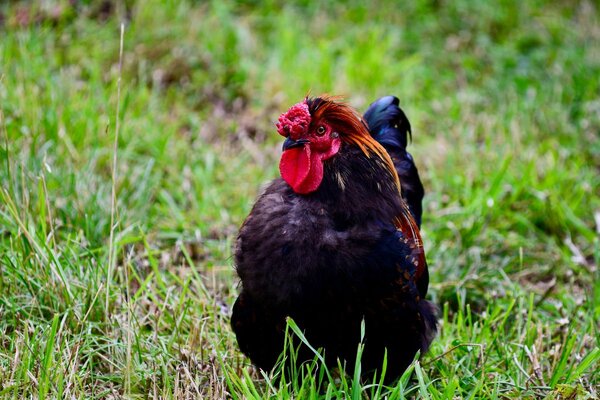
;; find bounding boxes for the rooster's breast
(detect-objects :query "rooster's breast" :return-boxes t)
[235,179,366,307]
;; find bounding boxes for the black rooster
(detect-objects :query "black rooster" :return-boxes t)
[231,96,436,382]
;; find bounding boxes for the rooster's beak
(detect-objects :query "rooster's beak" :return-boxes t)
[282,137,310,151]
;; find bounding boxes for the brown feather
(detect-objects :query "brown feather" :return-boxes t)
[309,96,426,280]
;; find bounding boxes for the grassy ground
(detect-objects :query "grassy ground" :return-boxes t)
[1,0,599,398]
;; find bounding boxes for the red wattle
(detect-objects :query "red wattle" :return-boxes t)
[279,146,324,194]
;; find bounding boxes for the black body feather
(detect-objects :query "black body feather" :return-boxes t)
[364,96,425,227]
[231,128,436,381]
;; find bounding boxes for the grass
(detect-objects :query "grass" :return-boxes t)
[0,0,599,398]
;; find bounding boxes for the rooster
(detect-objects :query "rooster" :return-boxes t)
[231,96,436,382]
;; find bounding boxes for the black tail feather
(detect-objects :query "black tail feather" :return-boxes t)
[364,96,424,227]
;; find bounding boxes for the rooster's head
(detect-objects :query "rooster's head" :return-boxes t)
[276,96,397,194]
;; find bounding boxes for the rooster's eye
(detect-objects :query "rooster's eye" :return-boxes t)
[316,126,326,136]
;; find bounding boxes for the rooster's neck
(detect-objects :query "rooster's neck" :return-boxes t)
[311,145,403,224]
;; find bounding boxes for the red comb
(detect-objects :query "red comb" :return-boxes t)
[276,101,311,139]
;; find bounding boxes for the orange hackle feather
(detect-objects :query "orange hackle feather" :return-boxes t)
[310,97,399,188]
[311,96,426,279]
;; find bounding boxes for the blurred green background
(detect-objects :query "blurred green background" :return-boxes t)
[0,1,598,398]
